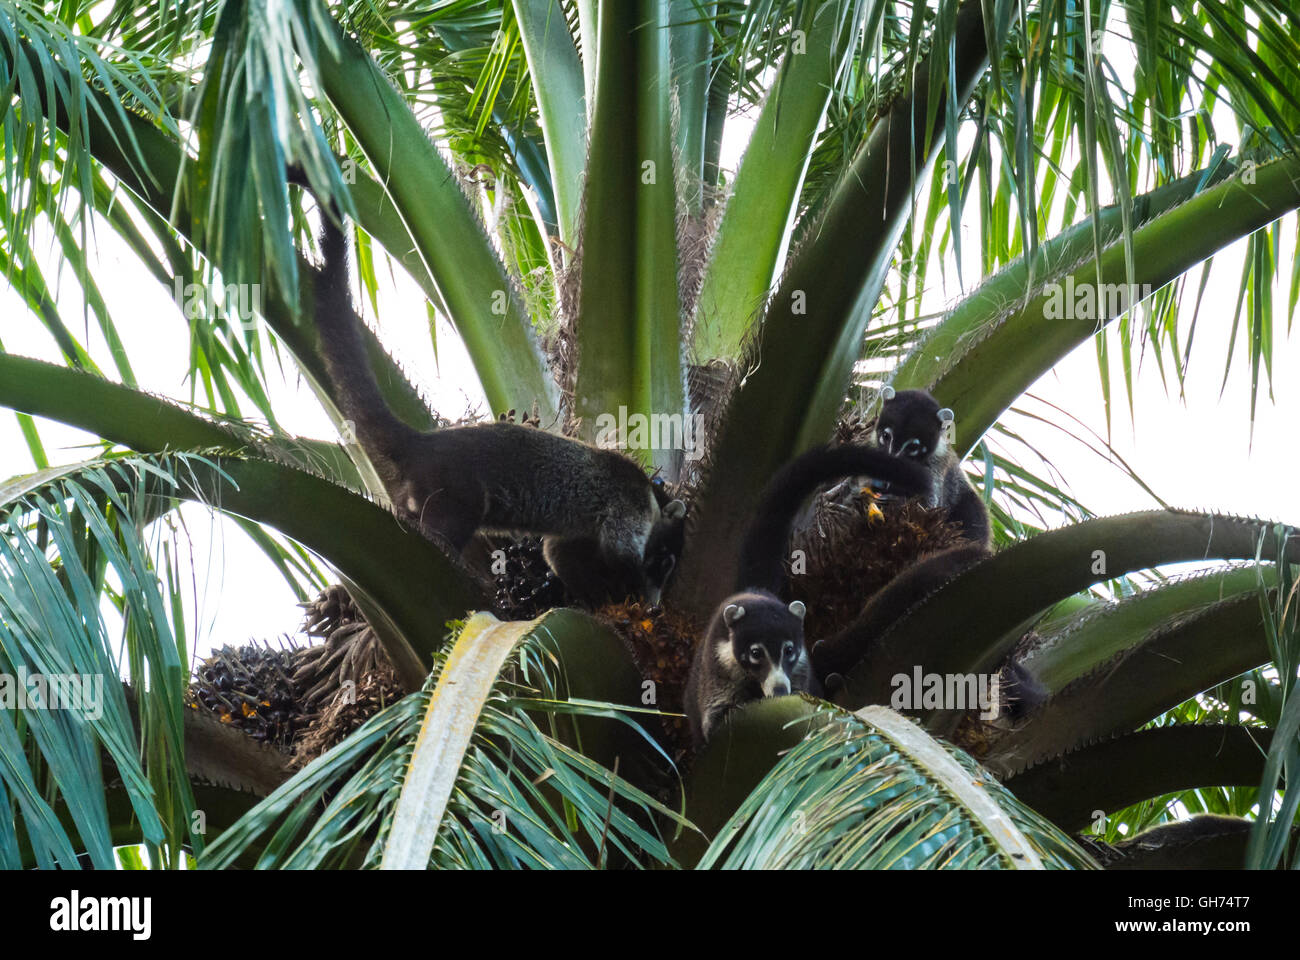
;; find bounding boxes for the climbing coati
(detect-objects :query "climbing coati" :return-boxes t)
[686,445,932,745]
[313,215,686,606]
[811,387,998,685]
[871,386,991,548]
[736,443,934,596]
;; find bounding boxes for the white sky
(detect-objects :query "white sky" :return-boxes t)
[2,62,1297,665]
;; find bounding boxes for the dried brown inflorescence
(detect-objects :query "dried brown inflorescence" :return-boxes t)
[287,585,404,766]
[290,669,405,768]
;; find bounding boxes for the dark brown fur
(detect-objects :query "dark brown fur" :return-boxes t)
[314,217,683,605]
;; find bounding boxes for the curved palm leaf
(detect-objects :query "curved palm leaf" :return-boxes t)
[202,609,695,869]
[692,0,865,361]
[511,0,586,245]
[1004,725,1272,832]
[897,156,1300,453]
[571,0,683,468]
[825,511,1299,720]
[698,704,1096,869]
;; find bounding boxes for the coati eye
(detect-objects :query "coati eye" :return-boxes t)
[880,427,893,444]
[748,644,764,662]
[783,643,796,661]
[901,438,921,456]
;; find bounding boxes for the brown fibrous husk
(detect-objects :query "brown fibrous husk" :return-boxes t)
[290,669,405,768]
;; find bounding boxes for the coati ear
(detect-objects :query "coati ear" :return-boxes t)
[663,499,686,520]
[937,407,954,423]
[880,385,896,401]
[723,603,745,625]
[788,600,806,620]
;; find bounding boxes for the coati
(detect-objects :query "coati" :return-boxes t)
[872,386,991,549]
[809,387,1000,687]
[313,215,686,605]
[686,445,932,745]
[684,592,813,746]
[810,541,992,680]
[736,443,934,596]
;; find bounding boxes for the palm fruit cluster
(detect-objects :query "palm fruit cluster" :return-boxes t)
[595,599,700,763]
[187,641,307,751]
[492,536,572,620]
[787,489,968,644]
[186,585,406,766]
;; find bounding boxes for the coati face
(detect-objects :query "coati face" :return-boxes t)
[721,598,808,697]
[642,496,687,603]
[875,386,953,461]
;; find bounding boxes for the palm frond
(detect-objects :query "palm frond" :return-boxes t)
[0,0,179,245]
[0,455,216,869]
[700,703,1095,869]
[202,611,695,869]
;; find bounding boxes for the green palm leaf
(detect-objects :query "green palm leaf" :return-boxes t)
[699,703,1096,869]
[896,157,1300,454]
[202,609,695,869]
[825,511,1299,721]
[0,457,207,868]
[1005,725,1272,832]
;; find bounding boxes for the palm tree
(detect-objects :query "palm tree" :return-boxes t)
[1,0,1298,869]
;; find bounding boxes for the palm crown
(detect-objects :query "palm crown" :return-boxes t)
[1,0,1298,869]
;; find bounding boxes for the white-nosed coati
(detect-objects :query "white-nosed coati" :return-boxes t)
[314,215,686,606]
[871,386,990,548]
[684,593,812,745]
[812,387,994,685]
[685,445,932,745]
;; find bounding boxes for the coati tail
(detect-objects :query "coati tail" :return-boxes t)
[735,444,932,594]
[947,475,992,548]
[315,217,419,470]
